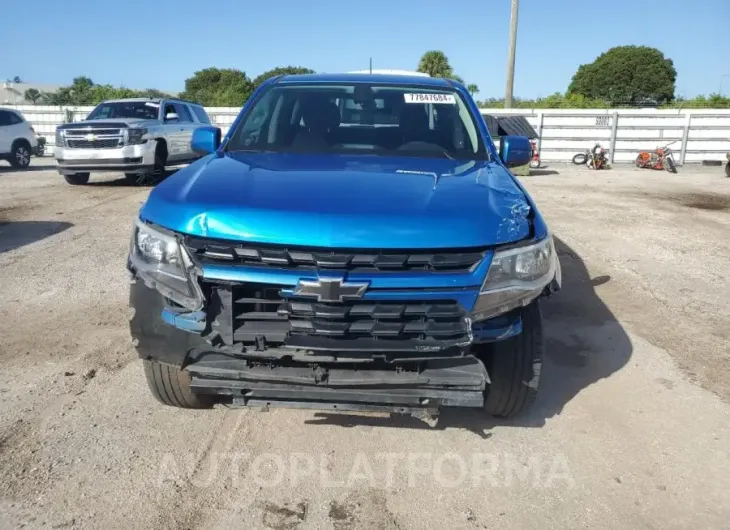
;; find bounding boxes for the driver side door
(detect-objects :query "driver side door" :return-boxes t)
[162,102,184,162]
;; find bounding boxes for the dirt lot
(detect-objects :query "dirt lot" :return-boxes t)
[1,161,729,529]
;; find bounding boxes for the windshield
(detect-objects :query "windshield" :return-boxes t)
[86,101,160,121]
[226,83,488,160]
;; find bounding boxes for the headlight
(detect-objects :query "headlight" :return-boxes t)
[126,127,148,145]
[128,219,204,310]
[471,236,558,320]
[55,128,64,146]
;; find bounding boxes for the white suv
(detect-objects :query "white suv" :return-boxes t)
[54,98,213,185]
[0,107,39,169]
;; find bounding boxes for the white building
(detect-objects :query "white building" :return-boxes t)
[1,81,61,105]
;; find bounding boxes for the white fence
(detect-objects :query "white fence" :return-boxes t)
[9,105,730,164]
[484,108,730,164]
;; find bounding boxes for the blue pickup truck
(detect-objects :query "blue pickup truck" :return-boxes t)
[127,73,561,423]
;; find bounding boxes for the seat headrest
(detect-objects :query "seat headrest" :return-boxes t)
[399,105,429,132]
[301,97,340,131]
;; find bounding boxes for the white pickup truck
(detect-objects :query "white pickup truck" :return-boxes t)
[54,98,213,185]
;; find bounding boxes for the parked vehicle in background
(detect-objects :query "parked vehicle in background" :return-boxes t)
[529,139,540,168]
[127,73,562,425]
[587,144,608,170]
[35,137,46,157]
[54,98,213,185]
[0,107,39,169]
[572,143,604,165]
[635,141,678,173]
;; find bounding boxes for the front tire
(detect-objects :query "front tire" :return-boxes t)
[126,142,168,185]
[572,153,587,165]
[663,157,677,173]
[143,360,214,409]
[529,159,540,169]
[482,302,543,418]
[10,141,31,169]
[63,172,90,185]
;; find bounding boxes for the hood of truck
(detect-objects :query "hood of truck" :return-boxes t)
[56,118,152,130]
[141,152,533,249]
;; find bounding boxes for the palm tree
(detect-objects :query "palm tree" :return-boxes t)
[467,84,480,96]
[417,51,454,78]
[24,88,41,104]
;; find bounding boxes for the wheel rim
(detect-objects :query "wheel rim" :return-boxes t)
[16,147,30,166]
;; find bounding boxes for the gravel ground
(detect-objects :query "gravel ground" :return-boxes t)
[0,160,729,529]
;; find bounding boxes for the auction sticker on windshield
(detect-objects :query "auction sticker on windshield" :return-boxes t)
[404,93,456,104]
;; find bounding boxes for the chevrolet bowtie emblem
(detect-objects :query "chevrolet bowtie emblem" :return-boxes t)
[292,278,368,303]
[85,133,96,141]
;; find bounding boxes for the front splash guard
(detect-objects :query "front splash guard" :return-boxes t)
[187,354,489,424]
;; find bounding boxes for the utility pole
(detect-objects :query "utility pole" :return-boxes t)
[504,0,519,108]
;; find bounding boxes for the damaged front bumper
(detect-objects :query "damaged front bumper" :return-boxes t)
[128,276,528,415]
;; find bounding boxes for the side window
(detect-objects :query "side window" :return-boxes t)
[8,112,23,125]
[90,105,111,120]
[163,103,177,121]
[191,105,211,124]
[0,111,10,126]
[231,90,279,147]
[174,103,193,123]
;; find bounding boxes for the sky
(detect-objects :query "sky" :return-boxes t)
[2,0,729,99]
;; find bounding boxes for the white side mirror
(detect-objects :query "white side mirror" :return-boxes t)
[165,112,179,122]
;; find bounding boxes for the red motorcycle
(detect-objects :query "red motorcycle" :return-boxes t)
[635,141,678,173]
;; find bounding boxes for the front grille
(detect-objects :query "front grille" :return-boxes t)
[63,128,124,149]
[186,237,485,273]
[67,138,122,149]
[65,128,122,136]
[213,283,470,350]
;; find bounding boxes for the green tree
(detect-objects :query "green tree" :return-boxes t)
[89,84,139,103]
[417,51,454,78]
[252,66,314,88]
[180,68,254,107]
[7,76,22,83]
[24,88,41,104]
[568,46,677,104]
[137,88,171,99]
[42,87,72,105]
[62,76,95,105]
[466,84,479,96]
[37,77,170,106]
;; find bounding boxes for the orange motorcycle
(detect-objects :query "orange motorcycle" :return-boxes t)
[635,141,678,173]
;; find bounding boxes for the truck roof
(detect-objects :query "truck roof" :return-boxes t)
[98,97,199,105]
[277,72,454,87]
[347,69,430,77]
